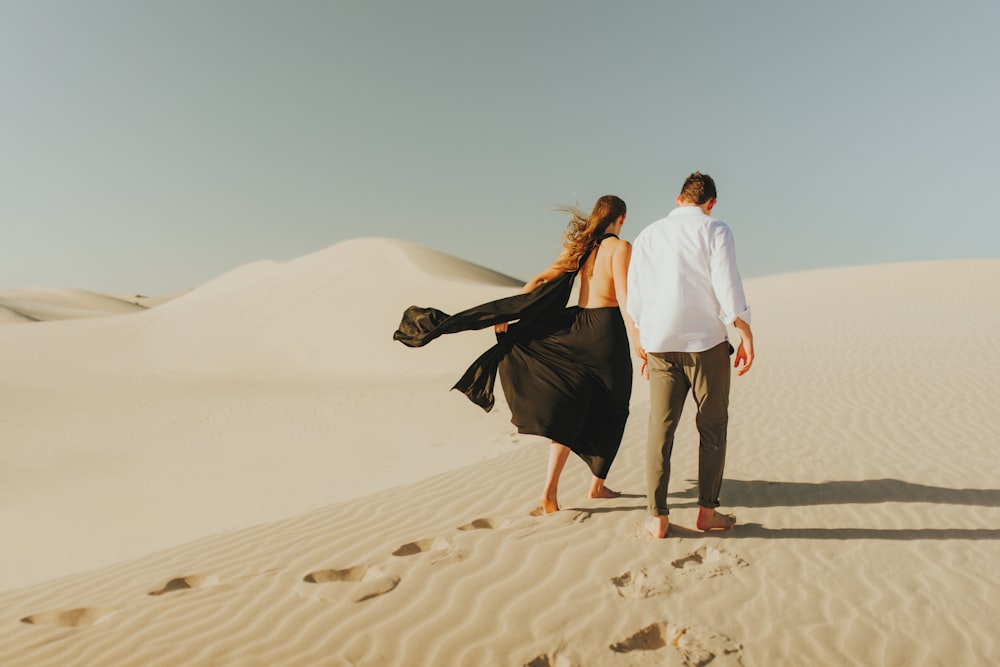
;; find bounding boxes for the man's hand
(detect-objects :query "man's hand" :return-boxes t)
[634,345,648,380]
[732,317,754,376]
[734,340,753,375]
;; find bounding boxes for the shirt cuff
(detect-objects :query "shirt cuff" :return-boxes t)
[720,306,751,326]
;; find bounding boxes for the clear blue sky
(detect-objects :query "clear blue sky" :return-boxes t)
[3,1,998,294]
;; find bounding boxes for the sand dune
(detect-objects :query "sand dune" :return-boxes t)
[0,246,998,666]
[132,237,524,379]
[0,239,525,591]
[0,288,148,324]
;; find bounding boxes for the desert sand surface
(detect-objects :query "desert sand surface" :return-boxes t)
[0,241,997,666]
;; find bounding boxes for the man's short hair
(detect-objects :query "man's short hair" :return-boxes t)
[678,172,717,205]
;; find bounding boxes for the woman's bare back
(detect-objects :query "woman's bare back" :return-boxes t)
[577,236,629,308]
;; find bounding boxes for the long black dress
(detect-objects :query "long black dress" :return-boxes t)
[393,234,632,479]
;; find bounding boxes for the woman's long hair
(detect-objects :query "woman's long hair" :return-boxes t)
[552,195,626,271]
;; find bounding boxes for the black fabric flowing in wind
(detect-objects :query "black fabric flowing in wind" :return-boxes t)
[392,269,577,412]
[393,235,632,480]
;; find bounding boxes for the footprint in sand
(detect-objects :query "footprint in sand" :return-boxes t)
[300,564,399,603]
[526,508,591,525]
[609,565,674,599]
[148,574,220,596]
[610,622,668,653]
[610,621,744,665]
[394,535,467,567]
[504,509,590,542]
[303,565,368,583]
[611,547,748,599]
[391,536,453,557]
[670,546,748,580]
[524,654,577,667]
[457,517,497,531]
[21,607,118,628]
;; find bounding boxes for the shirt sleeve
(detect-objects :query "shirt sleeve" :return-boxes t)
[709,222,751,326]
[625,239,643,328]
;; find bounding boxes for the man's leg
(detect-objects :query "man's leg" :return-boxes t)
[687,341,735,529]
[645,352,689,535]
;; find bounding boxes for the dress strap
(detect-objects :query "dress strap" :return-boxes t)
[574,233,619,275]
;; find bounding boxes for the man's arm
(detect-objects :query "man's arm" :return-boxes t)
[710,223,751,326]
[612,240,647,377]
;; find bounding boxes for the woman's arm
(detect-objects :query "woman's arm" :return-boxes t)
[494,252,569,333]
[520,247,571,293]
[518,265,565,294]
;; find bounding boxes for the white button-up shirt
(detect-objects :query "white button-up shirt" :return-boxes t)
[626,205,751,353]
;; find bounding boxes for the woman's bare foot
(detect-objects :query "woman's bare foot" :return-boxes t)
[645,515,669,538]
[588,479,621,499]
[697,507,736,531]
[540,442,569,515]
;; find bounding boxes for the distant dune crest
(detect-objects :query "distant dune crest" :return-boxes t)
[0,238,527,382]
[0,238,520,326]
[178,238,521,302]
[384,239,522,287]
[0,287,147,324]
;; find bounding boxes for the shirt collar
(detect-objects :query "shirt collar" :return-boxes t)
[668,204,705,217]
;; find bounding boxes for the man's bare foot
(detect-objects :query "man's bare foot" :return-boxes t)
[697,508,736,531]
[541,496,559,514]
[645,515,669,538]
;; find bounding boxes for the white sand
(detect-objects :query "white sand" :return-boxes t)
[0,241,997,666]
[0,288,149,324]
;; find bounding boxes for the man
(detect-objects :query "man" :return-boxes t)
[626,172,754,538]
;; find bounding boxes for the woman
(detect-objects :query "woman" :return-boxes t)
[496,195,637,513]
[394,195,639,513]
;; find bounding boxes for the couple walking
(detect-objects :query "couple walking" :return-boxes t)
[394,172,754,537]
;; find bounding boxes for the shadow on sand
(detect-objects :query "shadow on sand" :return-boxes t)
[659,478,1000,541]
[559,480,1000,540]
[671,478,1000,508]
[717,524,1000,541]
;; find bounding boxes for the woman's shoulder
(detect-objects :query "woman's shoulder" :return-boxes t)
[602,236,631,251]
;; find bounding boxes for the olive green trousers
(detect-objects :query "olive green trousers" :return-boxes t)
[645,341,731,516]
